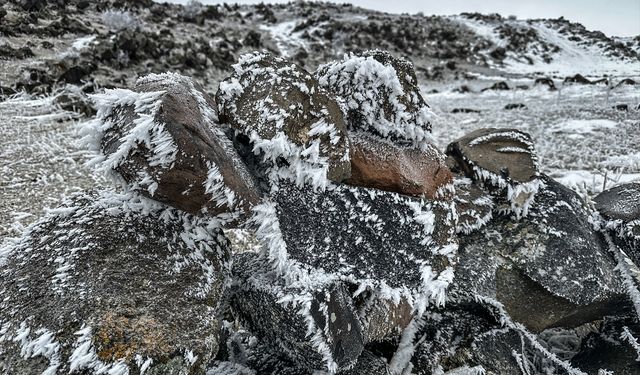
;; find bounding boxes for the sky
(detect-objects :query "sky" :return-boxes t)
[160,0,640,37]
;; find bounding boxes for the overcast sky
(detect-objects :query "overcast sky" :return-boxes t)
[161,0,640,37]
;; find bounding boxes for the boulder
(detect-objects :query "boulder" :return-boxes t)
[594,182,640,260]
[452,176,627,332]
[345,132,453,199]
[451,108,481,114]
[216,52,351,184]
[533,77,556,90]
[615,78,637,87]
[571,317,640,374]
[268,181,457,296]
[0,190,231,374]
[564,74,592,84]
[88,72,260,220]
[315,50,434,144]
[230,252,365,373]
[480,81,510,91]
[504,103,526,110]
[446,128,542,218]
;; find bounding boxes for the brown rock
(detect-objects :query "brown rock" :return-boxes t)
[359,296,414,343]
[216,52,351,182]
[97,72,260,219]
[346,132,452,199]
[446,128,539,185]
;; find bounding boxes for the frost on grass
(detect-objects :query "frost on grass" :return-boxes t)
[216,52,351,189]
[315,50,435,145]
[0,189,231,374]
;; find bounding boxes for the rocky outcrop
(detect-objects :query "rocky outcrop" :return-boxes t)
[88,72,260,220]
[453,177,627,332]
[216,52,351,183]
[0,190,231,374]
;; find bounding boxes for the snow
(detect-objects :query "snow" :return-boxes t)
[549,119,618,136]
[260,20,308,57]
[72,36,97,51]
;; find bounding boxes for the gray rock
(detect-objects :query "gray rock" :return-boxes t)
[571,317,640,374]
[452,176,626,332]
[341,350,391,374]
[230,252,364,373]
[0,190,231,374]
[216,52,351,183]
[315,50,433,144]
[594,183,640,260]
[452,177,494,234]
[90,72,260,219]
[271,181,457,293]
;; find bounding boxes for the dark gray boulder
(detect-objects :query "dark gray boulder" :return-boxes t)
[571,317,640,374]
[87,72,260,220]
[230,252,364,373]
[594,183,640,261]
[315,50,434,145]
[0,190,231,374]
[216,52,351,184]
[452,176,626,332]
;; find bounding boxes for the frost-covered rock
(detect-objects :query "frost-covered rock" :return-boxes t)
[342,350,391,375]
[250,181,457,372]
[216,52,351,186]
[452,177,494,234]
[446,128,543,218]
[594,182,640,260]
[452,176,626,332]
[570,317,640,374]
[315,50,434,144]
[85,72,260,219]
[230,252,364,373]
[345,132,453,199]
[0,190,231,375]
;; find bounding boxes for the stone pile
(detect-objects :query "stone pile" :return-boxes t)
[0,50,638,375]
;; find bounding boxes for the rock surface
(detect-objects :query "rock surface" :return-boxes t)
[452,176,626,332]
[315,50,434,144]
[89,72,260,219]
[0,190,231,374]
[594,183,640,256]
[345,132,452,199]
[216,52,351,183]
[230,252,364,373]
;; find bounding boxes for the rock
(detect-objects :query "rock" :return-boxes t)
[216,52,351,184]
[446,128,542,217]
[0,44,34,60]
[56,62,96,85]
[358,297,414,344]
[53,86,95,116]
[564,73,592,84]
[504,103,526,110]
[534,77,556,90]
[613,103,629,111]
[230,252,365,373]
[451,108,481,113]
[342,350,391,375]
[452,177,494,234]
[481,81,510,91]
[452,176,627,332]
[315,50,433,144]
[0,190,231,374]
[267,181,457,296]
[345,132,453,199]
[453,85,472,93]
[594,183,640,258]
[89,72,260,219]
[616,78,637,87]
[571,317,640,374]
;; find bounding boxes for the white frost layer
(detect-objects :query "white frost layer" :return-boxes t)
[316,51,434,144]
